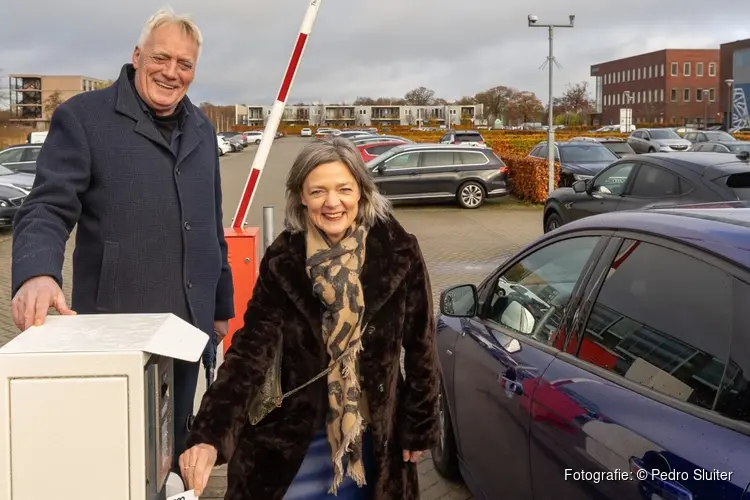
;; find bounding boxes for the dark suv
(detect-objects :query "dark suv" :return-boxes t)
[528,140,619,187]
[367,143,508,208]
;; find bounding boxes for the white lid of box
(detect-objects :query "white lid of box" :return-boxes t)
[0,313,208,362]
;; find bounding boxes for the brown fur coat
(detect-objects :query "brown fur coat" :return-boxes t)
[187,215,440,499]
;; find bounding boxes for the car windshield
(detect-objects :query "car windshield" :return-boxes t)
[559,145,618,162]
[648,129,681,140]
[728,143,750,153]
[603,142,634,155]
[705,131,736,142]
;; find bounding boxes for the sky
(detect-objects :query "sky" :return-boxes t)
[1,0,749,107]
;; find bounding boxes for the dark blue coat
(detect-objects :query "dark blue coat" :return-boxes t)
[11,64,234,349]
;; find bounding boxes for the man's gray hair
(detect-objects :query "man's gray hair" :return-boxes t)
[285,136,392,233]
[138,7,203,60]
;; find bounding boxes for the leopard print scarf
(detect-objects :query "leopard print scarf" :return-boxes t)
[305,222,368,494]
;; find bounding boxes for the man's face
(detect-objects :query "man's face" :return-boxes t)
[131,23,198,116]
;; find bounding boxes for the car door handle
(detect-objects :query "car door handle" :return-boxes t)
[498,374,523,395]
[629,458,693,500]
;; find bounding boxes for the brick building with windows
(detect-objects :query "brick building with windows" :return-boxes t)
[590,49,721,127]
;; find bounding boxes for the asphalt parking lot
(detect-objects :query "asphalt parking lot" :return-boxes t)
[0,136,543,499]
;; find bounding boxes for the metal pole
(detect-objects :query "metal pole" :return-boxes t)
[262,205,275,251]
[727,82,734,130]
[547,25,555,195]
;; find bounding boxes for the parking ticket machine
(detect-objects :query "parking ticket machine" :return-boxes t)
[0,313,209,500]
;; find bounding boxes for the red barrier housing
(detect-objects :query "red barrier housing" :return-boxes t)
[222,227,259,355]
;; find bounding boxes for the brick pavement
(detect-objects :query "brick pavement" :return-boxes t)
[0,138,543,498]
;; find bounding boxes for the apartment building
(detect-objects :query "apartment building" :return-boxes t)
[8,74,110,128]
[720,37,750,130]
[590,49,721,126]
[233,103,485,127]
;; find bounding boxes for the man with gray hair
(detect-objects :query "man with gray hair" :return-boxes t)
[10,7,234,471]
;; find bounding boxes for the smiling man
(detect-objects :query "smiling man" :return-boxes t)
[10,8,234,474]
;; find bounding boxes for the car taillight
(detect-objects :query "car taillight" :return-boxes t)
[499,166,509,174]
[452,140,460,144]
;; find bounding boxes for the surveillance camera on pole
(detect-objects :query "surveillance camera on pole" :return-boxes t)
[527,14,576,195]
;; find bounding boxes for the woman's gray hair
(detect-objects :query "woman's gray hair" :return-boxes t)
[285,136,392,232]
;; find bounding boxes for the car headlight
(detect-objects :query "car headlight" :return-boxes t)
[0,201,7,207]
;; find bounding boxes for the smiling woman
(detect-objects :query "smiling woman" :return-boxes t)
[131,8,203,117]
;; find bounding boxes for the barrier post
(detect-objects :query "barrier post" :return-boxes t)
[222,0,322,355]
[263,206,275,251]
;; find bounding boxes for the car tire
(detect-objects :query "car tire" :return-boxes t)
[544,211,563,233]
[457,181,485,209]
[255,139,261,145]
[432,385,461,480]
[648,147,656,153]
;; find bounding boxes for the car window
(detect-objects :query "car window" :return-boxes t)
[484,236,601,345]
[628,165,682,198]
[691,143,705,151]
[421,151,455,167]
[603,142,634,156]
[728,144,750,153]
[457,151,487,165]
[714,279,750,423]
[366,145,396,156]
[23,147,41,161]
[455,132,483,142]
[0,148,24,164]
[385,152,419,169]
[648,129,681,140]
[534,145,549,158]
[592,162,636,195]
[575,239,732,412]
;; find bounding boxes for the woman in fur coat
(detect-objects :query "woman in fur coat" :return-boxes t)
[180,136,441,500]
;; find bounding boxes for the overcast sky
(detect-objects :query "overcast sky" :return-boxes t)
[2,0,749,107]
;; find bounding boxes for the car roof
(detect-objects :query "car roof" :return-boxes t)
[702,140,750,146]
[387,143,493,152]
[631,152,750,179]
[356,141,405,148]
[551,205,750,268]
[2,143,37,149]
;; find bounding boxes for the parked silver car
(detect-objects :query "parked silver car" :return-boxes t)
[627,128,692,153]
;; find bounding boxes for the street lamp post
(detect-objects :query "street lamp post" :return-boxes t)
[703,89,710,129]
[528,14,575,195]
[725,79,734,131]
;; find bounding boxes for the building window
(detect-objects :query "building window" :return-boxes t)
[697,89,703,101]
[660,88,664,102]
[642,90,646,102]
[671,89,677,101]
[671,62,678,76]
[696,62,704,76]
[637,68,641,79]
[661,64,665,77]
[684,62,691,76]
[709,88,715,101]
[709,62,716,76]
[684,88,691,101]
[648,66,653,78]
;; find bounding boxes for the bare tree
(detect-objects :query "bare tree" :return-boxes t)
[354,96,375,105]
[404,86,435,105]
[0,68,8,109]
[44,91,64,119]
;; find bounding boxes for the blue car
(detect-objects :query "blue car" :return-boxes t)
[433,201,750,500]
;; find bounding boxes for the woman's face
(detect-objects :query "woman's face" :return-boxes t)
[301,160,361,244]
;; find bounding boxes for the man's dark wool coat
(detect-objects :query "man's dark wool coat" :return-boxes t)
[11,63,234,341]
[187,215,441,500]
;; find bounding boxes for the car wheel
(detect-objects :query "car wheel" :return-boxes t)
[648,147,656,153]
[431,385,461,480]
[255,139,261,145]
[457,181,485,209]
[545,211,562,233]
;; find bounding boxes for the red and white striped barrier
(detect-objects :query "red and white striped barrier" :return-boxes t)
[232,0,322,228]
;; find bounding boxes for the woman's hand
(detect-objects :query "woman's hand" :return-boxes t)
[403,450,426,463]
[179,443,218,495]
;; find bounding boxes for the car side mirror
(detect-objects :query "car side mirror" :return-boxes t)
[377,164,386,174]
[440,284,478,317]
[572,180,587,193]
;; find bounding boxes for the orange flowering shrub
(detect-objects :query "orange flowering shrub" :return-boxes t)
[503,155,560,203]
[0,129,27,149]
